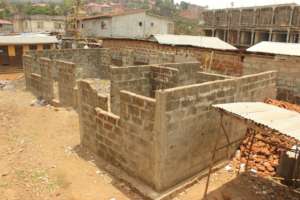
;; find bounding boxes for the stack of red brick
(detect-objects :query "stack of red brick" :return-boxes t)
[231,99,300,177]
[265,98,300,113]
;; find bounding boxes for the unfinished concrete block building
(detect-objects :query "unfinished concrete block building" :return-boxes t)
[23,47,277,198]
[202,3,300,47]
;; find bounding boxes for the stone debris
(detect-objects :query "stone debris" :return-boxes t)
[0,80,13,90]
[30,97,48,107]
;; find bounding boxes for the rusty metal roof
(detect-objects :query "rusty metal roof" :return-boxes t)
[213,102,300,140]
[247,41,300,57]
[152,34,238,50]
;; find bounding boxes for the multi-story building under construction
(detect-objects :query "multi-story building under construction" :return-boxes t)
[201,3,300,48]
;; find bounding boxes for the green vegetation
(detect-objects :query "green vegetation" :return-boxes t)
[0,0,73,17]
[150,0,201,35]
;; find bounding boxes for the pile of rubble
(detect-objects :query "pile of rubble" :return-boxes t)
[265,98,300,113]
[230,99,300,177]
[0,80,10,90]
[231,129,297,177]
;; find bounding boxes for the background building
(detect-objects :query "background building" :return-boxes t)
[0,19,13,34]
[80,10,174,39]
[201,3,300,48]
[0,33,57,69]
[84,2,124,15]
[13,15,65,33]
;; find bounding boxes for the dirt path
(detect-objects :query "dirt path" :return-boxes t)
[0,85,142,200]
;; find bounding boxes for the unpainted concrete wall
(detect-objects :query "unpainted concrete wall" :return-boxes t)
[244,54,300,104]
[78,65,277,192]
[102,39,243,76]
[155,70,277,190]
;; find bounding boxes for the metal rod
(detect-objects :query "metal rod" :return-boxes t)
[203,135,219,199]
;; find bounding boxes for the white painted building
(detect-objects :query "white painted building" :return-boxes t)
[13,15,66,33]
[80,10,174,39]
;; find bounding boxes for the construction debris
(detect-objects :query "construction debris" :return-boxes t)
[265,98,300,113]
[30,97,48,107]
[230,99,300,177]
[0,80,9,90]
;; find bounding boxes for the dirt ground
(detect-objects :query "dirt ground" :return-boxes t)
[1,75,300,200]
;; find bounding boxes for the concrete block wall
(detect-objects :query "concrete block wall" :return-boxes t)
[154,70,277,190]
[27,48,111,79]
[110,62,204,115]
[78,81,158,189]
[109,47,176,66]
[30,73,42,96]
[150,65,179,93]
[243,54,300,104]
[78,80,109,111]
[110,65,152,114]
[78,80,110,153]
[23,55,33,89]
[39,57,54,102]
[78,66,277,192]
[196,71,233,83]
[161,62,201,86]
[56,60,77,107]
[102,39,243,77]
[24,48,112,107]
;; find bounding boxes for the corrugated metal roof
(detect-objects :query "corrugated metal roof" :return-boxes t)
[0,34,58,45]
[247,41,300,56]
[213,102,300,140]
[152,34,237,50]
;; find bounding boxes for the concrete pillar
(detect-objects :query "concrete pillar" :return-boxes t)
[23,45,30,55]
[287,29,291,43]
[269,29,273,41]
[271,7,275,25]
[37,44,43,51]
[251,30,255,45]
[239,9,242,26]
[237,30,241,46]
[8,45,16,57]
[289,6,295,27]
[253,9,257,26]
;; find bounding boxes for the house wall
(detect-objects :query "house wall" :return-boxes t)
[13,16,65,33]
[0,24,13,33]
[144,14,174,37]
[243,54,300,104]
[111,12,146,38]
[156,70,277,190]
[27,48,111,79]
[24,19,65,33]
[81,18,112,38]
[102,39,243,76]
[24,48,111,107]
[78,82,158,188]
[201,4,299,47]
[78,66,277,192]
[81,12,173,39]
[102,38,300,105]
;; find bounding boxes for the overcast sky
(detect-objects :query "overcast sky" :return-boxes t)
[174,0,300,9]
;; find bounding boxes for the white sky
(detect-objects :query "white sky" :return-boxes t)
[174,0,300,9]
